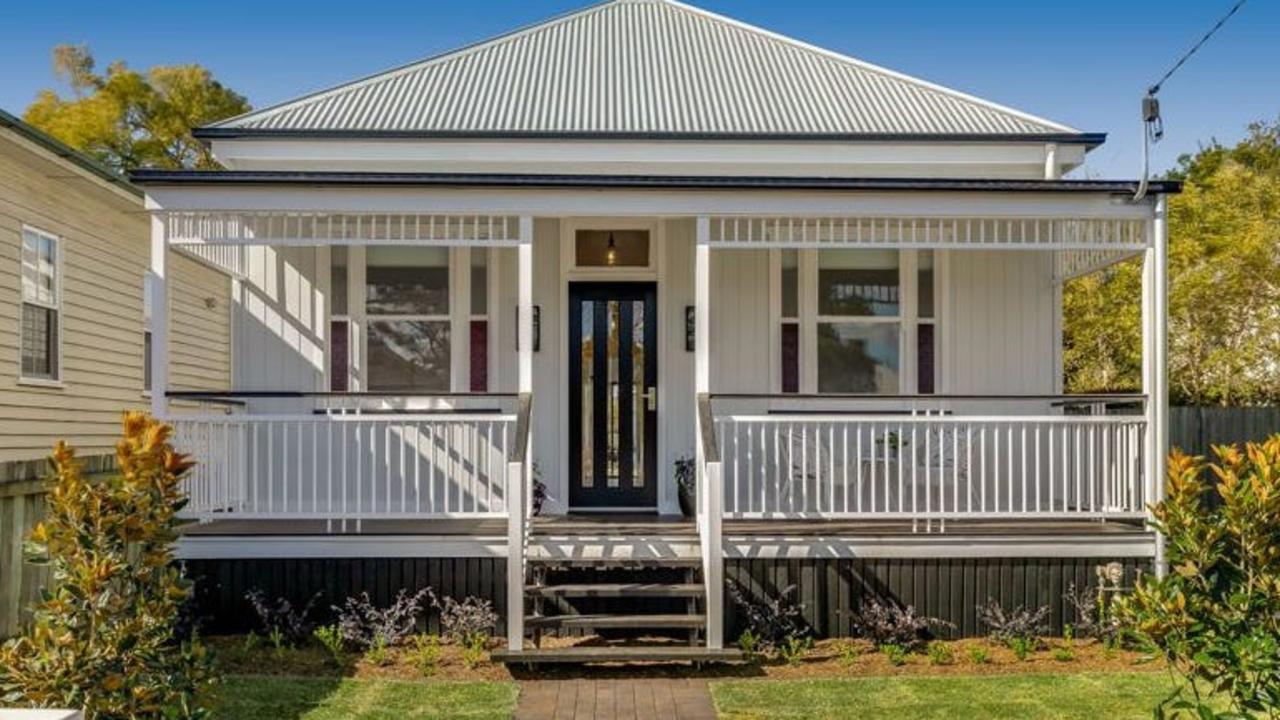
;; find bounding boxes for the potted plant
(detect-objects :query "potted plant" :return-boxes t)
[674,455,696,518]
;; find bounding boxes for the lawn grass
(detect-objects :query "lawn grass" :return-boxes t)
[712,672,1180,720]
[216,674,519,720]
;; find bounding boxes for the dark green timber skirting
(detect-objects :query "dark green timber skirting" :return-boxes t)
[724,557,1151,639]
[182,558,508,635]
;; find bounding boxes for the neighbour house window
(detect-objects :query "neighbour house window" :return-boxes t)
[143,277,152,392]
[469,249,489,392]
[778,248,939,395]
[20,227,60,382]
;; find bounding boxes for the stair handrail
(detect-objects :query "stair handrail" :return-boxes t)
[506,392,533,652]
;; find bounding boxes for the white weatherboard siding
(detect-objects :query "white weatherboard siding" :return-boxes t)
[0,132,231,462]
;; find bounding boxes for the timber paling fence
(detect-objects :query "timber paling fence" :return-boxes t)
[2,408,1280,639]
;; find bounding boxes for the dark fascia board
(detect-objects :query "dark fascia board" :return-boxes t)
[129,170,1181,195]
[0,108,142,197]
[192,127,1108,148]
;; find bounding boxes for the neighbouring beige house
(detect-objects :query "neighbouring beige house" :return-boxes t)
[0,109,233,467]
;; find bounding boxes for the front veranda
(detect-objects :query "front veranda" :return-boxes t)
[141,181,1170,651]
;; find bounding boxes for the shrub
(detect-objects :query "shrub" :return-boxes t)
[435,594,498,649]
[1115,443,1280,719]
[1052,646,1075,663]
[837,640,862,667]
[926,641,955,666]
[1007,636,1033,661]
[778,636,813,666]
[313,625,346,666]
[736,630,761,662]
[0,413,217,718]
[976,599,1048,647]
[363,636,391,667]
[848,598,949,652]
[967,645,991,665]
[726,581,809,653]
[1064,578,1124,644]
[245,588,320,646]
[880,643,908,666]
[335,589,430,649]
[410,634,442,677]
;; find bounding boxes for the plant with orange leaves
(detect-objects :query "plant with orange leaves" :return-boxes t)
[0,412,217,719]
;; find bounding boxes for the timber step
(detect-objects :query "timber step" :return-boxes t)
[525,583,704,598]
[494,646,744,664]
[525,613,706,630]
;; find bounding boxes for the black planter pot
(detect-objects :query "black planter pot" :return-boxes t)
[677,482,696,518]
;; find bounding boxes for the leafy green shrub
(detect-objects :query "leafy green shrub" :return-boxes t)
[364,635,391,667]
[410,634,442,677]
[460,635,488,670]
[0,413,217,718]
[1007,636,1033,662]
[1052,647,1075,663]
[778,636,813,666]
[736,630,761,662]
[313,625,346,666]
[880,643,908,667]
[848,598,949,652]
[837,640,862,667]
[926,641,955,666]
[1115,443,1280,719]
[967,645,991,665]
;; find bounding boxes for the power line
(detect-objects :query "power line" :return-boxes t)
[1148,0,1247,95]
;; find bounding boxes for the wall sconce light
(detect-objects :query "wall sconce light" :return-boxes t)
[605,233,618,266]
[515,305,541,352]
[685,305,696,352]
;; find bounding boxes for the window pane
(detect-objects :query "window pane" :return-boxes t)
[469,320,488,392]
[818,249,899,317]
[144,331,153,391]
[367,320,450,391]
[817,322,899,394]
[21,303,58,379]
[575,230,649,267]
[471,250,488,315]
[918,323,936,395]
[918,250,934,319]
[331,246,349,316]
[330,319,350,392]
[781,250,798,319]
[781,322,799,393]
[366,247,448,315]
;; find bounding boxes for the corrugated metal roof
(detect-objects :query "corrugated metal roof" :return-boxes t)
[211,0,1080,138]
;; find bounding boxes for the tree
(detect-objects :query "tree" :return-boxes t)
[1063,120,1280,405]
[22,44,249,172]
[0,413,217,718]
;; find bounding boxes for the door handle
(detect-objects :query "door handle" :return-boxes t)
[637,385,657,411]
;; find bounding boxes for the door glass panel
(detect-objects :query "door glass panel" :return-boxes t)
[632,300,645,489]
[606,300,620,487]
[580,301,594,487]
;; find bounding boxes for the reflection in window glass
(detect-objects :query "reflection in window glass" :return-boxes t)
[781,322,799,393]
[331,246,349,316]
[367,320,450,391]
[469,320,488,392]
[918,250,934,319]
[781,250,798,319]
[917,323,935,395]
[366,247,449,315]
[818,250,900,317]
[817,322,900,394]
[330,319,350,392]
[471,250,488,315]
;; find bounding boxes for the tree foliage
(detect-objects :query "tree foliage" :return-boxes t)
[22,44,249,172]
[1064,120,1280,405]
[1115,439,1280,718]
[0,413,217,719]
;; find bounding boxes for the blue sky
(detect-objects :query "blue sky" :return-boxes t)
[0,0,1273,178]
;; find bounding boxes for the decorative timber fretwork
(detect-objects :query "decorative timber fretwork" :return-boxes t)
[159,211,523,247]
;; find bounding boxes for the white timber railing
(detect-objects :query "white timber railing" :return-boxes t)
[170,406,518,526]
[713,396,1148,526]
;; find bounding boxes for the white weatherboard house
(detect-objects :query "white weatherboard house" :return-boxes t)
[134,0,1177,662]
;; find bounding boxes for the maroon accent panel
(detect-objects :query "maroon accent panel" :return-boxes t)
[470,320,489,392]
[918,323,935,395]
[330,320,349,392]
[781,322,799,394]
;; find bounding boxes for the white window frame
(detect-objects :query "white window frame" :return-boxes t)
[771,248,945,395]
[18,225,63,387]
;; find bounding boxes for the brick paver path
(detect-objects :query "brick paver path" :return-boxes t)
[515,678,717,720]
